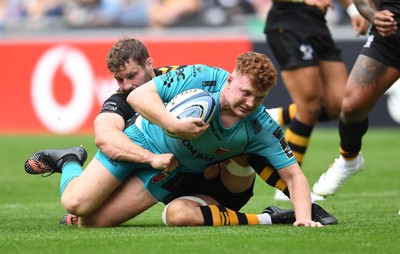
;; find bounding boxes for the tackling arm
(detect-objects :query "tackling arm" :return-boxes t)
[94,112,151,162]
[94,112,178,172]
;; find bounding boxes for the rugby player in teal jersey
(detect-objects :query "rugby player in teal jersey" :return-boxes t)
[22,39,334,226]
[124,52,320,227]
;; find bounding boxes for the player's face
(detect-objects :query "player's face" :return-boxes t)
[113,58,154,94]
[226,74,268,117]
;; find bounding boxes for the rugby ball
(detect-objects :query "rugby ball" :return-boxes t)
[164,89,216,138]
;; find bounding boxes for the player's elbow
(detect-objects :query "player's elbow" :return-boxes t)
[94,134,105,150]
[94,135,119,160]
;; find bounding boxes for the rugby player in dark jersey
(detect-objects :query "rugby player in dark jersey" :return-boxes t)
[313,0,400,196]
[264,0,370,200]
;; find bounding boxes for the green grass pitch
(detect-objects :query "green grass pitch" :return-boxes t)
[0,128,399,254]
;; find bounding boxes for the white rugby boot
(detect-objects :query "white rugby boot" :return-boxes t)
[313,153,365,196]
[265,107,282,126]
[273,189,290,201]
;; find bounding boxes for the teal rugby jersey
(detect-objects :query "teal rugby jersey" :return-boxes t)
[137,64,296,173]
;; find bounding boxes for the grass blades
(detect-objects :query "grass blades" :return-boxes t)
[0,129,399,254]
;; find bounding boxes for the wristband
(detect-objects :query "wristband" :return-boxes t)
[346,3,360,17]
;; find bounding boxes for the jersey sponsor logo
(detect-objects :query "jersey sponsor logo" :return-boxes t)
[202,81,217,87]
[176,68,185,81]
[161,72,174,88]
[252,118,262,135]
[279,139,293,159]
[180,140,215,162]
[152,172,168,183]
[299,44,313,60]
[102,101,117,112]
[191,65,200,77]
[158,66,172,74]
[157,65,186,74]
[213,147,230,155]
[159,66,184,84]
[272,127,284,140]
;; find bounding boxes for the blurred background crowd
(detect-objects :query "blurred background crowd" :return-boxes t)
[0,0,351,32]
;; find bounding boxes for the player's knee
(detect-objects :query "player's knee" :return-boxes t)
[341,99,365,122]
[163,201,188,226]
[163,200,198,227]
[61,194,92,216]
[341,99,354,117]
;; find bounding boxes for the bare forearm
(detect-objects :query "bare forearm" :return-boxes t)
[287,173,313,221]
[94,112,178,172]
[127,81,178,133]
[278,164,313,221]
[96,126,178,172]
[337,0,353,9]
[354,0,379,22]
[94,114,155,163]
[96,128,154,163]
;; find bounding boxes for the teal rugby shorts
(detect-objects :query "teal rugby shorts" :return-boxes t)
[95,124,179,202]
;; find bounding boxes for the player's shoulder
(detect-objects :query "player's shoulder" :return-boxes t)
[192,64,229,79]
[155,65,187,76]
[245,106,280,135]
[100,88,125,103]
[156,64,224,74]
[100,89,134,120]
[105,90,128,104]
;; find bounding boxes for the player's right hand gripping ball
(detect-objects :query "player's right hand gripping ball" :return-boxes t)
[164,89,216,138]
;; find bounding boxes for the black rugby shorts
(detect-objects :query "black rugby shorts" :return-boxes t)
[360,31,400,70]
[266,29,343,70]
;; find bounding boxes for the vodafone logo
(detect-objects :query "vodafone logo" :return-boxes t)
[31,46,95,133]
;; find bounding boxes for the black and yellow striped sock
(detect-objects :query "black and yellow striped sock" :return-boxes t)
[248,154,290,198]
[277,103,297,125]
[200,205,259,226]
[278,105,332,125]
[339,118,369,159]
[285,118,313,166]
